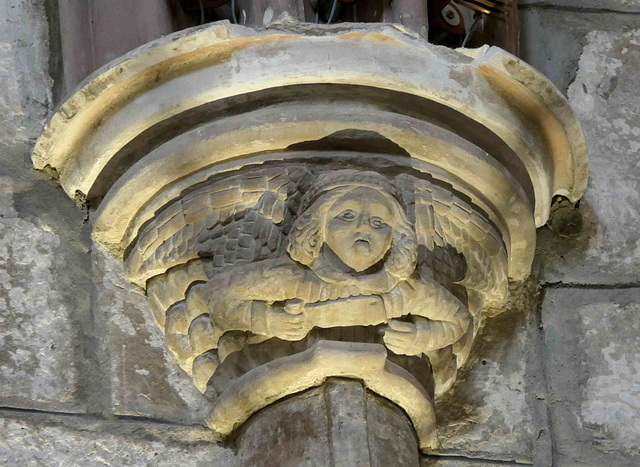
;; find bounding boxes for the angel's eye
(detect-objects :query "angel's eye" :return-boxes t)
[338,210,356,221]
[371,217,387,229]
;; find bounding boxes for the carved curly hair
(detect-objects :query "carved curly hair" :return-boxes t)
[288,181,417,281]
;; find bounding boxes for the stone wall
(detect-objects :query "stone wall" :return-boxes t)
[518,2,640,465]
[0,1,233,464]
[1,1,639,465]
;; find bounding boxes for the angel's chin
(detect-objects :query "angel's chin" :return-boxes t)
[345,257,378,273]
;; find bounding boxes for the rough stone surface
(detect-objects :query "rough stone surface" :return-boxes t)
[0,411,235,466]
[91,243,210,423]
[541,287,640,466]
[433,286,551,465]
[520,0,640,13]
[0,0,52,144]
[555,28,640,285]
[0,150,91,412]
[0,0,92,412]
[519,8,640,94]
[522,11,640,285]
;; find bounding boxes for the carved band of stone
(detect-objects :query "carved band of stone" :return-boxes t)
[206,340,439,451]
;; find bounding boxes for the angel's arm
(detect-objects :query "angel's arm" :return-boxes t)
[381,277,471,354]
[216,299,309,342]
[187,259,312,341]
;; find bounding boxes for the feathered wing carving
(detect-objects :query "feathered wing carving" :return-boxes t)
[399,174,509,394]
[406,175,508,304]
[124,166,309,392]
[125,167,308,284]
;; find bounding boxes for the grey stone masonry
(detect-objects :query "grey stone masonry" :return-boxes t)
[0,409,234,466]
[0,143,91,413]
[422,458,521,466]
[521,6,640,286]
[0,0,52,145]
[0,0,91,414]
[541,287,640,466]
[433,283,551,465]
[91,243,211,424]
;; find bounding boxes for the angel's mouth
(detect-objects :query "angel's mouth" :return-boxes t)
[354,239,370,247]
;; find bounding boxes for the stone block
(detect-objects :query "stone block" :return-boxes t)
[520,0,640,13]
[433,292,551,465]
[541,287,640,466]
[0,0,52,144]
[521,16,640,285]
[0,411,234,466]
[91,243,210,423]
[519,7,640,94]
[0,144,91,412]
[0,0,91,415]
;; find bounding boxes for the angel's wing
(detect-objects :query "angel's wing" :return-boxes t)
[400,175,509,396]
[125,167,308,285]
[403,175,508,306]
[123,166,308,393]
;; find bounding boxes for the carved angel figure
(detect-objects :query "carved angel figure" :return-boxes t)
[126,164,507,395]
[189,170,470,357]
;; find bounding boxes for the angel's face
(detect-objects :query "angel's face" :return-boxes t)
[324,187,396,272]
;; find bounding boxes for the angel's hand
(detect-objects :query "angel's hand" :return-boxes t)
[266,304,308,341]
[284,298,305,315]
[381,319,421,356]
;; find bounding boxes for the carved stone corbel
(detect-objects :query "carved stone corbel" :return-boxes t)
[33,21,588,452]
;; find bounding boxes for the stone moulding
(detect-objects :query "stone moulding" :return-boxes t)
[33,20,588,452]
[206,340,437,450]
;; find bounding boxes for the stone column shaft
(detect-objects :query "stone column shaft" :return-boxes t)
[235,378,420,467]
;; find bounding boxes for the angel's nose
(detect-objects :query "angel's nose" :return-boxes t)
[355,214,372,233]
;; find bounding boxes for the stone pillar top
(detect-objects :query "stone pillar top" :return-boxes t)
[32,18,589,454]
